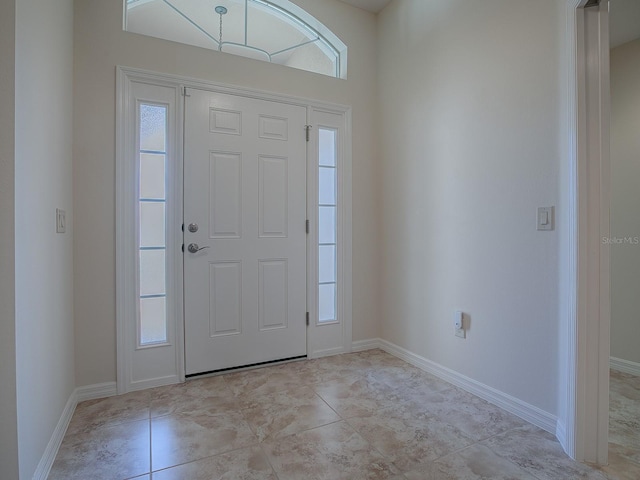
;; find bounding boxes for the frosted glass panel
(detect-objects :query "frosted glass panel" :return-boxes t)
[319,129,336,167]
[140,296,167,344]
[140,104,166,152]
[319,283,336,322]
[139,250,166,296]
[140,202,165,247]
[140,153,165,199]
[319,206,336,244]
[319,245,336,284]
[319,167,336,206]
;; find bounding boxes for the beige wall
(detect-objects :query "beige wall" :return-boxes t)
[73,0,380,386]
[610,38,640,365]
[377,0,562,414]
[14,0,76,476]
[0,1,19,478]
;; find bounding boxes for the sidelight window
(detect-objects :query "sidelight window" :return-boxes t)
[137,103,169,345]
[318,128,338,323]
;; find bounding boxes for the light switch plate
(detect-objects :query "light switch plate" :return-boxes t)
[454,311,465,338]
[56,208,66,234]
[537,206,554,231]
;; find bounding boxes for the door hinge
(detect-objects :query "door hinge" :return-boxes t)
[181,86,191,97]
[305,125,312,142]
[306,312,310,326]
[305,219,310,234]
[181,244,184,253]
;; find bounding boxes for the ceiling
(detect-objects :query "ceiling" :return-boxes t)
[336,0,640,42]
[337,0,392,14]
[610,0,640,48]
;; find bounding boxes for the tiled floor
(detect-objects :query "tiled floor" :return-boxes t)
[600,370,640,480]
[50,350,618,479]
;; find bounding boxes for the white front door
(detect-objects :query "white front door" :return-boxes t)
[184,88,307,375]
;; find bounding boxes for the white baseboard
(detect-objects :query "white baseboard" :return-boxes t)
[354,338,557,436]
[35,382,119,479]
[556,419,567,451]
[351,338,382,352]
[32,389,77,480]
[129,375,180,393]
[76,382,117,402]
[610,357,640,376]
[310,346,348,359]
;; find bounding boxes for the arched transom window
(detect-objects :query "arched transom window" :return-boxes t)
[125,0,348,78]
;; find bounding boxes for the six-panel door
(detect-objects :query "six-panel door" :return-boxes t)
[184,89,307,375]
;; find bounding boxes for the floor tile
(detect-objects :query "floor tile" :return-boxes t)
[149,376,238,418]
[346,403,476,472]
[49,351,628,480]
[403,443,539,480]
[313,374,403,418]
[240,386,341,442]
[402,387,528,442]
[597,442,640,480]
[66,389,150,435]
[223,364,312,397]
[262,421,401,480]
[369,363,451,394]
[49,419,150,480]
[483,424,609,480]
[151,445,276,480]
[151,411,257,471]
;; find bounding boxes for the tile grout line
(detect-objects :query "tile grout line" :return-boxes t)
[257,443,281,480]
[148,442,263,475]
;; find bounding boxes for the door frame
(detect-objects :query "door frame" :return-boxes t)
[116,66,352,393]
[562,0,610,464]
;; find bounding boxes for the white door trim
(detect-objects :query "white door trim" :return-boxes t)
[562,0,610,464]
[306,107,353,358]
[116,69,185,393]
[116,66,352,390]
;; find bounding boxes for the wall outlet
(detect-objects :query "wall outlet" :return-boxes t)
[56,208,66,234]
[454,310,465,338]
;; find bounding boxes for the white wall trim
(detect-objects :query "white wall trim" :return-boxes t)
[556,420,568,453]
[312,347,349,359]
[610,357,640,377]
[306,106,353,360]
[76,382,118,402]
[561,0,582,460]
[32,390,77,480]
[351,338,381,352]
[355,338,558,435]
[117,66,353,385]
[116,68,184,394]
[34,382,119,479]
[562,0,611,464]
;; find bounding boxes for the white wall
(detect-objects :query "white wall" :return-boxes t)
[14,0,75,477]
[610,38,640,365]
[0,1,19,478]
[377,0,562,415]
[73,0,380,386]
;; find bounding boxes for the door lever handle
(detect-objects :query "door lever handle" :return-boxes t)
[187,243,210,254]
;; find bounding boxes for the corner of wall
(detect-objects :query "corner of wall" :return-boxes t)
[0,0,19,477]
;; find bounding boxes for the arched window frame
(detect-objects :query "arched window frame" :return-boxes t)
[124,0,348,79]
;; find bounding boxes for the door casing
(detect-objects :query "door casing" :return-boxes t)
[561,0,611,465]
[116,66,353,393]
